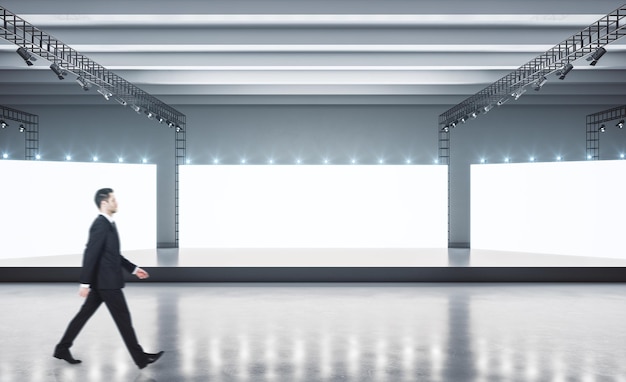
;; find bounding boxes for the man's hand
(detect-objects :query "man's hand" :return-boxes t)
[79,286,90,298]
[135,268,150,280]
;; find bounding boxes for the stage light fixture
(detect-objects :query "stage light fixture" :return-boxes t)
[175,125,183,132]
[131,104,141,113]
[145,110,155,119]
[532,76,548,91]
[75,76,91,91]
[512,88,527,100]
[557,63,573,80]
[16,47,36,66]
[599,124,606,132]
[35,154,41,160]
[157,116,165,124]
[442,126,450,133]
[49,63,67,80]
[19,124,26,133]
[497,97,510,106]
[2,153,7,159]
[617,120,624,129]
[114,96,127,106]
[167,121,175,128]
[97,88,112,100]
[470,111,478,119]
[449,121,457,129]
[0,120,7,128]
[483,104,494,113]
[587,47,607,66]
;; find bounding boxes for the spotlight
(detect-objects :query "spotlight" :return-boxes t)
[145,110,155,119]
[114,96,127,106]
[483,104,494,113]
[19,124,26,133]
[50,63,67,80]
[442,126,450,133]
[75,76,91,91]
[175,125,183,132]
[16,47,36,66]
[460,116,466,124]
[131,104,141,113]
[557,63,573,80]
[532,76,547,91]
[0,120,8,129]
[157,116,165,123]
[587,47,606,66]
[497,97,510,106]
[470,111,478,119]
[97,88,112,100]
[167,121,175,128]
[35,154,41,160]
[449,121,457,129]
[511,88,526,100]
[599,124,606,133]
[617,120,624,129]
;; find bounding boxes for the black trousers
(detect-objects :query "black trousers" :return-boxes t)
[57,288,146,366]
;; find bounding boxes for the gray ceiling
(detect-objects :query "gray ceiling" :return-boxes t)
[1,0,625,107]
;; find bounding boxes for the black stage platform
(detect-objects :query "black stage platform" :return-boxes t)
[1,248,626,282]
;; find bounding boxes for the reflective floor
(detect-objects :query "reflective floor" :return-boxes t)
[2,283,626,381]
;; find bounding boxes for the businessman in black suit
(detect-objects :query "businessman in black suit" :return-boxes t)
[54,188,163,369]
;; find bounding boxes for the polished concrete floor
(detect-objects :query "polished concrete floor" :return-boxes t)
[2,282,626,381]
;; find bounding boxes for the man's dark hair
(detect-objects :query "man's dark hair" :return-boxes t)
[95,188,114,208]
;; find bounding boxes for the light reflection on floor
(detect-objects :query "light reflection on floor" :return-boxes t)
[1,283,626,381]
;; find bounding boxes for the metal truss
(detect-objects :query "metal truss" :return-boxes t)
[175,119,187,247]
[1,104,38,160]
[586,104,626,160]
[0,6,185,130]
[438,3,626,130]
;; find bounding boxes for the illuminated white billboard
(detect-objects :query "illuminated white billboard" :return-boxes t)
[471,160,626,259]
[0,160,156,260]
[180,165,448,248]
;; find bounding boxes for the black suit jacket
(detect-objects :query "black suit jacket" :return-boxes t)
[79,215,136,289]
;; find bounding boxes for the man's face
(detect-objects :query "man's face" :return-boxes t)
[102,193,118,215]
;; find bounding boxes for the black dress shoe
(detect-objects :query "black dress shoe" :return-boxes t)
[53,349,82,364]
[138,351,164,369]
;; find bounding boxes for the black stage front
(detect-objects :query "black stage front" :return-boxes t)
[1,248,626,282]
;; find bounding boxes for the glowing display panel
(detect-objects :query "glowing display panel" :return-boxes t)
[0,160,156,259]
[180,165,448,248]
[471,160,626,259]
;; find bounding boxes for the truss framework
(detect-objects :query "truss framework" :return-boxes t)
[438,3,626,130]
[0,6,186,129]
[586,104,626,160]
[0,104,39,160]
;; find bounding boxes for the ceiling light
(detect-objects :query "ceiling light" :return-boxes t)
[75,76,91,91]
[532,76,548,91]
[16,47,36,66]
[599,124,606,132]
[617,120,624,129]
[50,63,67,80]
[97,88,112,100]
[557,63,573,80]
[587,47,607,66]
[0,120,7,128]
[19,124,26,133]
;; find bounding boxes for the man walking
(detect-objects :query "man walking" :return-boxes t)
[53,188,163,369]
